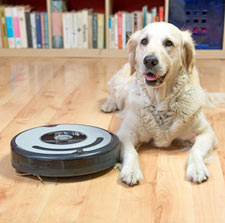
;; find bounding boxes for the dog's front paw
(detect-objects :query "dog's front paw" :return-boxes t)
[101,100,117,113]
[186,162,209,183]
[119,164,143,186]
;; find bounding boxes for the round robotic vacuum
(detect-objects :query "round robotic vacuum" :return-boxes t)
[11,124,120,177]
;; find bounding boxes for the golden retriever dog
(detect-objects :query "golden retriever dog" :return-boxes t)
[101,22,225,186]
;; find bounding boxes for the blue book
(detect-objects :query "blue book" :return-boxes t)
[5,7,15,48]
[5,16,14,37]
[44,12,49,48]
[35,12,42,48]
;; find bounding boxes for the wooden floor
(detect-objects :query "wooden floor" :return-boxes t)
[0,57,225,223]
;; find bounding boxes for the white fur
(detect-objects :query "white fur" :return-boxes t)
[101,22,222,186]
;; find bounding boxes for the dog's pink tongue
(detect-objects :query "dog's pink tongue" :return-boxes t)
[145,73,158,81]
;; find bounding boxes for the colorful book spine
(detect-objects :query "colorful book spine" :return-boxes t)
[152,8,157,22]
[25,7,32,48]
[97,13,104,49]
[0,6,8,48]
[108,17,113,48]
[44,12,49,48]
[30,12,37,48]
[159,7,164,22]
[117,12,122,49]
[40,12,45,48]
[18,6,27,48]
[35,13,42,48]
[51,0,65,48]
[92,13,97,49]
[142,5,148,27]
[5,7,15,48]
[12,7,21,48]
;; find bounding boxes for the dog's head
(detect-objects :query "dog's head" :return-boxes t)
[127,22,195,87]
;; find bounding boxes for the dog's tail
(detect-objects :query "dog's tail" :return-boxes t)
[204,92,225,108]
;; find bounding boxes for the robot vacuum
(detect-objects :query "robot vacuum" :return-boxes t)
[11,124,120,177]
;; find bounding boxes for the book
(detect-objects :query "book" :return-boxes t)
[35,12,42,48]
[76,11,82,48]
[25,7,33,48]
[122,12,126,49]
[152,7,157,22]
[133,11,138,32]
[62,12,72,49]
[114,13,118,49]
[12,7,21,48]
[142,5,148,27]
[88,13,92,48]
[40,12,45,48]
[159,7,164,22]
[71,12,77,48]
[44,12,49,48]
[18,6,28,48]
[81,10,89,49]
[117,12,122,49]
[51,0,66,48]
[5,7,15,48]
[137,11,143,30]
[125,13,132,44]
[97,13,104,49]
[0,6,8,48]
[147,12,153,25]
[109,7,164,49]
[92,13,97,49]
[30,12,37,48]
[108,16,113,48]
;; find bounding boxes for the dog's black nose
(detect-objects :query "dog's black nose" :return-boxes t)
[143,56,159,68]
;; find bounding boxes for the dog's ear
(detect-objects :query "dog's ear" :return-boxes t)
[181,30,195,74]
[127,31,140,75]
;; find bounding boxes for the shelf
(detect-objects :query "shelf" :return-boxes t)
[0,48,224,59]
[0,48,127,58]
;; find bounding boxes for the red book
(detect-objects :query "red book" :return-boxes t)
[159,7,164,22]
[117,12,122,49]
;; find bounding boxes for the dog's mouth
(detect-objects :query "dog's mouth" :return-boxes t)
[145,72,167,86]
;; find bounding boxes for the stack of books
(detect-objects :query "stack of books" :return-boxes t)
[58,10,105,49]
[50,0,105,49]
[109,6,164,49]
[0,5,49,48]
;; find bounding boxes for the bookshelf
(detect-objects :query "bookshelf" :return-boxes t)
[0,0,225,59]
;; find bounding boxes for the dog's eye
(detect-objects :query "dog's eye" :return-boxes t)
[141,38,148,45]
[165,40,174,47]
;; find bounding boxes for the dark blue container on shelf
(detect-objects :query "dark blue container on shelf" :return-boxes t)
[169,0,225,49]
